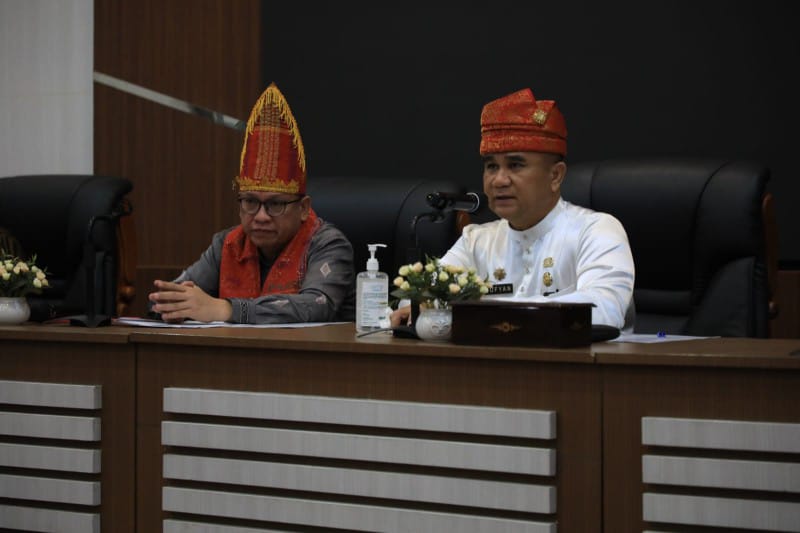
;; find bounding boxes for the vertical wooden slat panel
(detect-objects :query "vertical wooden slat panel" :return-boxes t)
[93,0,263,317]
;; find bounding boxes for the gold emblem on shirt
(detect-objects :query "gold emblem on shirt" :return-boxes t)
[543,257,554,268]
[543,272,553,287]
[493,267,506,281]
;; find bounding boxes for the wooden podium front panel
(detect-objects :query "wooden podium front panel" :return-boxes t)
[599,339,800,532]
[0,326,135,533]
[135,325,601,532]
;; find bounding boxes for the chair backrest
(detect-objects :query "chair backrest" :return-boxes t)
[306,177,464,279]
[0,174,134,321]
[561,157,773,337]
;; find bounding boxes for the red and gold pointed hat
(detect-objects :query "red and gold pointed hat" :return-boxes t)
[234,83,307,194]
[480,88,567,156]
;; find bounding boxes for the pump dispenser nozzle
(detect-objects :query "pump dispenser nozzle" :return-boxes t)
[366,243,387,271]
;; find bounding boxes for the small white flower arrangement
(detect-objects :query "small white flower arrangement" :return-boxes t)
[390,256,491,309]
[0,253,50,298]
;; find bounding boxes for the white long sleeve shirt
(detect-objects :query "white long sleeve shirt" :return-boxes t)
[441,198,635,329]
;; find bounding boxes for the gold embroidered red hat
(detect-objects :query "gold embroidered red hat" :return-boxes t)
[234,83,307,194]
[480,88,567,156]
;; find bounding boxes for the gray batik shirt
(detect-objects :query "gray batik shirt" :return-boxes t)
[174,222,356,324]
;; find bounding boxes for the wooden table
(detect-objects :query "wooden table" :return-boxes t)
[0,325,135,533]
[3,323,800,532]
[131,324,598,533]
[596,338,800,532]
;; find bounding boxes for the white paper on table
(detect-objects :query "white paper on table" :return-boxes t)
[112,317,348,329]
[610,332,717,343]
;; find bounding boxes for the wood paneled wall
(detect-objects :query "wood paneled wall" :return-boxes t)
[91,1,800,338]
[94,1,263,317]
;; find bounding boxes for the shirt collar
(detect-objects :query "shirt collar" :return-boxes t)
[507,198,564,243]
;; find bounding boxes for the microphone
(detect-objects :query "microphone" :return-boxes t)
[426,191,481,213]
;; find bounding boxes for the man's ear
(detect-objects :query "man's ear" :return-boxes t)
[299,195,311,221]
[550,161,567,192]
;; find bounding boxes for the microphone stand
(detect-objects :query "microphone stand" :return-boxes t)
[69,201,132,327]
[69,227,110,327]
[394,193,480,337]
[393,209,447,339]
[408,210,445,265]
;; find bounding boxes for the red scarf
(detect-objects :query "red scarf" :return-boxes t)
[219,209,321,298]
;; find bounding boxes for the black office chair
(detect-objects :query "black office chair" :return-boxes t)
[464,157,775,337]
[306,176,465,279]
[0,174,135,323]
[561,157,775,337]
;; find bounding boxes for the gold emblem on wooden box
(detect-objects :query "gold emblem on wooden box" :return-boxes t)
[490,321,521,333]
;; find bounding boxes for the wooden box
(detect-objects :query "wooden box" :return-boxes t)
[450,300,594,348]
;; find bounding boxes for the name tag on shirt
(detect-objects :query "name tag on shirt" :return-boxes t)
[488,283,513,295]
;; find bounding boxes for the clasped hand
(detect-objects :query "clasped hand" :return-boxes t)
[148,280,232,323]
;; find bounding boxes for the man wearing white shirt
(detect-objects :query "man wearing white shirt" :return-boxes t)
[394,87,635,330]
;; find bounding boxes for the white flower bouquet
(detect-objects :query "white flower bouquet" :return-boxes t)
[0,253,50,298]
[390,256,491,309]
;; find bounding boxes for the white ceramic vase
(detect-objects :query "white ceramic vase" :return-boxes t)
[0,297,31,325]
[414,307,453,341]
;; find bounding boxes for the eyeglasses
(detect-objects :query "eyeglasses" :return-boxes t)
[238,196,302,216]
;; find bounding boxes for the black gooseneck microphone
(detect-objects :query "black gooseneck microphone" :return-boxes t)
[400,190,481,339]
[425,191,482,213]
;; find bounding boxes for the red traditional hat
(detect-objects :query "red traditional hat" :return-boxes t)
[234,83,307,194]
[479,88,567,156]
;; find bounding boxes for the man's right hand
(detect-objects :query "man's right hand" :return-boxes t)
[148,279,233,323]
[390,305,411,327]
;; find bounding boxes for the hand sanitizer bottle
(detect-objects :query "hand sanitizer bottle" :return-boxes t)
[356,243,388,334]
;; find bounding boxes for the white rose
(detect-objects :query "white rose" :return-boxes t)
[398,265,410,276]
[448,283,461,294]
[412,262,423,273]
[393,276,405,287]
[33,278,42,288]
[438,271,449,282]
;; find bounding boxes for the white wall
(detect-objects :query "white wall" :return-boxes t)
[0,0,93,177]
